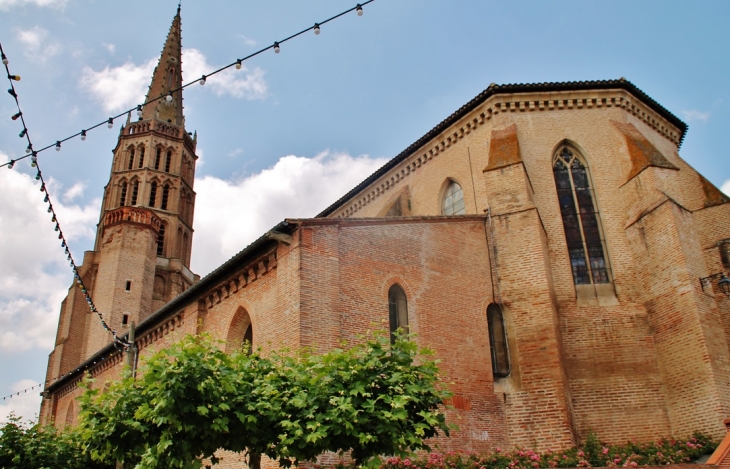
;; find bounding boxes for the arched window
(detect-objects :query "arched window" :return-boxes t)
[149,181,158,207]
[119,182,128,207]
[138,146,145,168]
[226,307,253,354]
[156,224,166,256]
[388,284,409,343]
[243,324,253,356]
[487,304,510,378]
[442,180,466,215]
[127,148,135,170]
[553,146,610,285]
[155,148,162,170]
[183,232,189,265]
[165,151,172,172]
[130,180,139,205]
[161,184,170,210]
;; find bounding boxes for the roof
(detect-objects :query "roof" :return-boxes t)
[316,78,688,217]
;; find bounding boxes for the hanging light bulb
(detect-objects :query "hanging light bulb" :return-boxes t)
[45,194,50,203]
[54,224,59,232]
[7,160,14,169]
[40,183,45,192]
[7,88,16,97]
[61,240,65,247]
[1,53,7,65]
[31,154,37,167]
[136,105,143,117]
[80,130,87,141]
[11,112,21,120]
[25,145,31,154]
[235,60,242,70]
[48,206,52,213]
[165,93,173,103]
[8,75,20,81]
[107,118,114,129]
[314,23,321,35]
[52,215,56,223]
[19,128,26,138]
[273,42,280,53]
[35,172,40,180]
[200,75,206,85]
[356,4,363,15]
[55,141,61,151]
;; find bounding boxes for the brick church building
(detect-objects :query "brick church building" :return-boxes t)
[40,8,730,459]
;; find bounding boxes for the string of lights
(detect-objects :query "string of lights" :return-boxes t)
[0,0,374,170]
[1,44,130,351]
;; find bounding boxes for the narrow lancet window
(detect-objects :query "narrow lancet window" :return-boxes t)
[487,304,510,378]
[138,147,145,168]
[157,224,166,256]
[119,182,127,207]
[155,148,162,170]
[161,184,170,210]
[127,148,135,170]
[165,151,172,173]
[130,180,139,205]
[149,181,158,207]
[553,146,610,285]
[388,284,409,343]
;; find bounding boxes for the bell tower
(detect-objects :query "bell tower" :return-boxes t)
[44,7,199,376]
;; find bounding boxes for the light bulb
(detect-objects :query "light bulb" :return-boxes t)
[55,224,59,232]
[7,160,14,169]
[26,145,31,153]
[81,130,87,141]
[52,215,56,223]
[9,75,20,81]
[200,75,206,85]
[45,194,50,203]
[274,42,280,53]
[107,118,113,129]
[165,93,173,103]
[40,184,45,192]
[48,206,52,213]
[136,105,143,117]
[356,4,363,15]
[31,155,37,167]
[1,54,7,65]
[235,60,242,70]
[55,141,61,151]
[11,112,21,120]
[314,23,321,35]
[35,173,41,180]
[19,128,26,138]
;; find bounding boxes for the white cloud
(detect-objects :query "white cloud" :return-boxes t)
[0,155,100,353]
[722,179,730,197]
[16,26,60,61]
[63,181,86,202]
[190,151,387,275]
[236,34,257,47]
[182,48,266,100]
[0,379,42,423]
[0,0,65,11]
[102,43,116,54]
[78,58,157,113]
[682,109,710,123]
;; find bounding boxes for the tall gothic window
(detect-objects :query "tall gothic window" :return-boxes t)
[130,180,139,206]
[487,304,510,378]
[119,182,128,207]
[149,181,158,207]
[155,148,162,170]
[156,224,166,256]
[553,146,610,285]
[388,284,409,343]
[442,180,466,215]
[161,184,170,210]
[127,148,135,170]
[165,151,172,172]
[138,147,145,168]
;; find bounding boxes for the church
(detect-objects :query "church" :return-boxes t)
[40,7,730,460]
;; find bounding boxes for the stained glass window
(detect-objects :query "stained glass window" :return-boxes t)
[442,180,466,215]
[553,147,610,285]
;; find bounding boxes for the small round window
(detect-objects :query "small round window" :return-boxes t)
[442,180,466,215]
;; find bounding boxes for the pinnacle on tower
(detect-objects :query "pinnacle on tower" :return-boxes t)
[141,7,184,125]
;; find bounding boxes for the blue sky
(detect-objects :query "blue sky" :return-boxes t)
[1,0,729,421]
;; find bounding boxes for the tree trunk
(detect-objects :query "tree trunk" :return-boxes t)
[249,451,262,469]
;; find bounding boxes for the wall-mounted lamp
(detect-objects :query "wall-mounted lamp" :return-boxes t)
[700,272,730,298]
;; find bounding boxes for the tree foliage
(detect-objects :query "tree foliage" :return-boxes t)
[77,331,451,469]
[0,413,108,469]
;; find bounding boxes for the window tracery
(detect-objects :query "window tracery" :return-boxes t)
[442,180,466,215]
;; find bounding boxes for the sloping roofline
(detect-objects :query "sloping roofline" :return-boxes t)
[317,78,688,218]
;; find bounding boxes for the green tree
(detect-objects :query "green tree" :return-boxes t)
[0,413,108,469]
[77,331,450,469]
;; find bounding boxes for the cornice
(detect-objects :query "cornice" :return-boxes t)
[328,87,683,219]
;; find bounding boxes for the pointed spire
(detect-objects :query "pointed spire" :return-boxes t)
[141,7,184,126]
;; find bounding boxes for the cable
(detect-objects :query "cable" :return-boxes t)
[0,1,375,170]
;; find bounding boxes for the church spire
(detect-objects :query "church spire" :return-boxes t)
[141,7,184,125]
